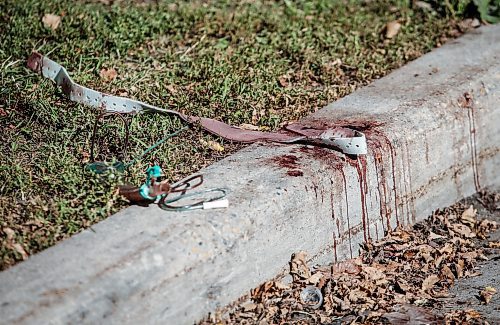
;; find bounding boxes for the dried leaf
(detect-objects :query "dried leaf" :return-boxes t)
[42,13,61,31]
[348,288,367,303]
[118,89,128,97]
[488,241,500,248]
[81,150,90,163]
[3,227,15,240]
[455,259,464,278]
[452,223,475,238]
[363,266,385,281]
[385,261,402,273]
[479,286,496,304]
[441,265,455,283]
[459,18,481,31]
[385,21,401,39]
[242,302,257,312]
[445,309,483,323]
[391,229,412,242]
[460,205,476,227]
[418,244,435,262]
[207,140,224,152]
[383,305,439,325]
[307,272,323,285]
[289,251,311,281]
[278,75,289,87]
[10,243,28,260]
[415,1,433,10]
[166,85,177,94]
[433,290,450,298]
[396,279,411,293]
[460,251,478,261]
[331,258,362,277]
[439,243,453,255]
[478,219,498,236]
[274,281,290,290]
[428,231,445,240]
[422,274,440,291]
[99,68,118,82]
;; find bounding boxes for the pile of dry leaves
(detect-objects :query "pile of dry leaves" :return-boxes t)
[201,193,499,324]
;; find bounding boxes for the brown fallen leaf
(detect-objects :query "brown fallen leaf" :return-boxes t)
[428,231,445,240]
[206,140,224,152]
[477,219,498,237]
[460,251,478,261]
[307,272,323,285]
[439,243,453,255]
[488,241,500,248]
[9,242,28,260]
[362,266,385,281]
[3,227,15,240]
[395,279,411,293]
[118,89,128,97]
[81,150,90,163]
[445,309,483,323]
[348,288,367,303]
[42,13,61,31]
[433,290,450,298]
[460,205,477,227]
[391,228,412,242]
[99,67,118,82]
[241,302,257,312]
[452,223,475,238]
[414,1,433,10]
[331,258,362,277]
[166,85,177,94]
[290,251,311,281]
[459,18,481,31]
[385,21,401,39]
[479,286,496,304]
[422,274,440,291]
[274,281,290,290]
[441,265,455,283]
[278,75,289,87]
[383,305,440,325]
[455,259,464,278]
[250,281,278,302]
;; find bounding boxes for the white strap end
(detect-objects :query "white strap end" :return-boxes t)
[203,199,229,210]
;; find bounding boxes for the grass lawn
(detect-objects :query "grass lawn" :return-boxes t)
[0,0,457,270]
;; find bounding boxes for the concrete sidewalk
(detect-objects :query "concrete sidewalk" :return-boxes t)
[0,25,499,324]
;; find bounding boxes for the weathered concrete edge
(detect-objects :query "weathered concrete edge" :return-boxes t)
[0,25,498,324]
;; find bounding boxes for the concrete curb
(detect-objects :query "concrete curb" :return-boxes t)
[1,25,499,324]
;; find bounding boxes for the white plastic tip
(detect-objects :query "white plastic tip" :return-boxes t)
[203,199,229,210]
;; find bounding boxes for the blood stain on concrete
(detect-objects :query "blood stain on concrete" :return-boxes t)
[269,154,304,177]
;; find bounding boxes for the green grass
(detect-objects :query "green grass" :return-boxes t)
[0,0,456,269]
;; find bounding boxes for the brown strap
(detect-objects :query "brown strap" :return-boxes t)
[27,52,367,155]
